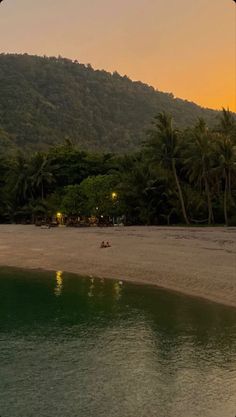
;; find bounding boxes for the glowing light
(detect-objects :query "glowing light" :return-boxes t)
[57,212,62,218]
[111,192,117,200]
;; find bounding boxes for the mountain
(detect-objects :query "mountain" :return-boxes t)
[0,53,220,153]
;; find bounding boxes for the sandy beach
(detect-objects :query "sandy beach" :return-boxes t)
[0,225,235,307]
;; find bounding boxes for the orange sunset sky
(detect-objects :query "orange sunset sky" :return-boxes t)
[0,0,235,111]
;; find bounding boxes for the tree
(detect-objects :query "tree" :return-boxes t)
[215,134,236,225]
[79,174,121,217]
[218,108,236,139]
[146,112,190,224]
[61,185,83,216]
[30,152,55,200]
[184,119,215,224]
[8,152,31,206]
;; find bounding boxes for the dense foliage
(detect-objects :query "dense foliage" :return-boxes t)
[0,53,221,153]
[0,109,235,226]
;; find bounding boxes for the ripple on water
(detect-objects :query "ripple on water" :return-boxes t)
[0,267,236,417]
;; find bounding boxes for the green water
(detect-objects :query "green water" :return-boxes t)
[0,268,236,417]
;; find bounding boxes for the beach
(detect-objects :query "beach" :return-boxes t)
[0,224,235,307]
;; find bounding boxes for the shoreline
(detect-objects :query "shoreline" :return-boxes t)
[2,264,236,310]
[0,225,235,308]
[2,263,236,310]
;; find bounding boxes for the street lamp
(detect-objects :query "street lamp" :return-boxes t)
[56,212,63,225]
[111,192,118,225]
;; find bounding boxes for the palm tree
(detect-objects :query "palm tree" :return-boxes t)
[215,134,236,225]
[214,108,236,225]
[184,119,215,225]
[218,108,236,138]
[146,112,189,224]
[30,152,55,200]
[9,152,31,206]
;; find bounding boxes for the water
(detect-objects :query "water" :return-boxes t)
[0,267,236,417]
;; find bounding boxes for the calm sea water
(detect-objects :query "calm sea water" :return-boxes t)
[0,267,236,417]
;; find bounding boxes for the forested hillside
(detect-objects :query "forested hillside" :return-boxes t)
[0,53,220,153]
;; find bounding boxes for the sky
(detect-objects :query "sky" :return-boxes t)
[0,0,235,111]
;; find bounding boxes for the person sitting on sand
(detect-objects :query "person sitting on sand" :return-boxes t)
[100,241,111,248]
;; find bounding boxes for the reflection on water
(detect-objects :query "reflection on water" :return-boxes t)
[88,278,95,298]
[0,267,236,417]
[113,280,123,300]
[54,270,63,296]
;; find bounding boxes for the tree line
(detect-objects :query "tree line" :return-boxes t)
[0,109,235,226]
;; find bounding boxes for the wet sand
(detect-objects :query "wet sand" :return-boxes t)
[0,225,235,307]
